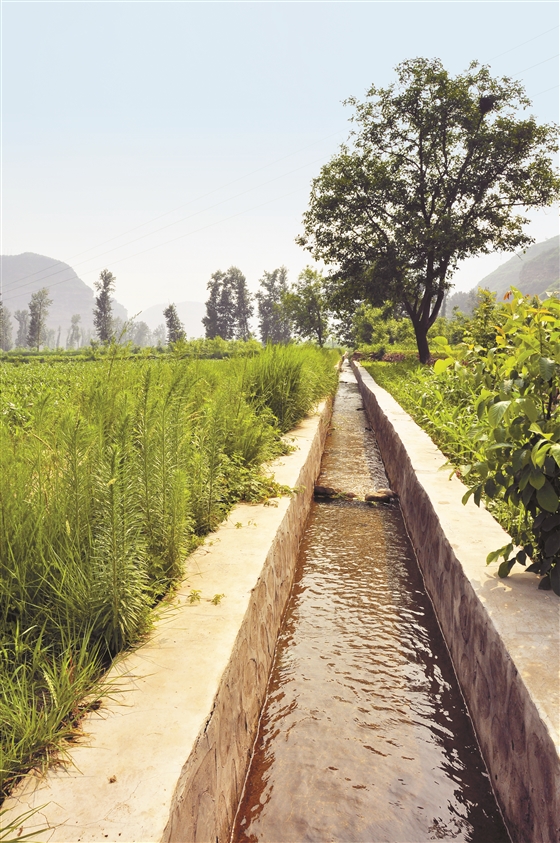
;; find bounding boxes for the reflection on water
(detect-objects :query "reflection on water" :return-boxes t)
[232,368,509,843]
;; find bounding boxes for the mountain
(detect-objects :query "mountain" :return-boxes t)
[0,253,127,343]
[448,236,560,314]
[138,300,206,338]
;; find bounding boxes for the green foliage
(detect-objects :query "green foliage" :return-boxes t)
[255,267,291,344]
[93,269,116,343]
[242,344,339,433]
[0,303,13,352]
[282,267,331,346]
[203,267,253,340]
[14,311,29,349]
[163,304,186,344]
[0,337,264,364]
[353,301,416,352]
[365,289,560,595]
[27,288,52,352]
[298,58,560,362]
[459,289,506,349]
[0,344,338,800]
[66,314,82,350]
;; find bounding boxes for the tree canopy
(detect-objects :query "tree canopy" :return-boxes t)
[283,267,331,346]
[0,301,13,351]
[297,58,560,361]
[256,267,291,344]
[163,304,186,344]
[203,267,253,340]
[27,288,52,351]
[14,310,28,348]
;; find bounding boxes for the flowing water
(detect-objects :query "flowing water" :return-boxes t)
[232,366,509,843]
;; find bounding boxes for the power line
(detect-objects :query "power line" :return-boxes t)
[512,54,560,78]
[488,24,559,61]
[2,21,558,304]
[1,184,307,305]
[533,84,560,97]
[1,150,333,298]
[1,128,345,293]
[1,151,333,293]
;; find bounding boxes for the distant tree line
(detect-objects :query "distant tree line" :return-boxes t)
[201,265,332,347]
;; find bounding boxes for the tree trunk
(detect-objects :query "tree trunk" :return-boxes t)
[412,319,431,364]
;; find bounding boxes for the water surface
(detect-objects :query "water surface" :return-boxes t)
[233,367,509,843]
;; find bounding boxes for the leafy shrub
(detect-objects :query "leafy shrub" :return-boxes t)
[367,289,560,595]
[435,292,560,594]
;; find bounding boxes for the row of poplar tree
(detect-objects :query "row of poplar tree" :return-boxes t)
[0,263,330,351]
[203,266,289,343]
[201,265,330,346]
[0,270,124,352]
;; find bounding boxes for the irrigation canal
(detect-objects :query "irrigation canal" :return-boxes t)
[232,364,510,843]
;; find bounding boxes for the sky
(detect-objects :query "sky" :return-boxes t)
[1,0,559,318]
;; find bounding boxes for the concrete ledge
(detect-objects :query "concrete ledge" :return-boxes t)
[3,400,332,843]
[352,361,559,843]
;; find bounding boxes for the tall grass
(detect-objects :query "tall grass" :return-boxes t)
[0,343,338,800]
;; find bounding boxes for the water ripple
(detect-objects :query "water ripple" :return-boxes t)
[233,371,509,843]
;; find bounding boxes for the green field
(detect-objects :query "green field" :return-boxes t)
[0,343,338,801]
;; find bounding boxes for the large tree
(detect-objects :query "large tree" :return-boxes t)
[203,267,253,340]
[27,288,52,351]
[283,267,331,347]
[94,269,116,343]
[256,267,291,344]
[297,59,560,362]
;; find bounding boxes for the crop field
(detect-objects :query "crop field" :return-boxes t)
[0,343,338,801]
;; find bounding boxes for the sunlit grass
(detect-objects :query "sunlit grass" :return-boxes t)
[0,343,339,801]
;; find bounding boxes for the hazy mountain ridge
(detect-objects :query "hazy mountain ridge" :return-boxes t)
[448,236,560,314]
[0,253,127,342]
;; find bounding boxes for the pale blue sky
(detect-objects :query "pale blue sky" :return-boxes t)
[1,1,558,315]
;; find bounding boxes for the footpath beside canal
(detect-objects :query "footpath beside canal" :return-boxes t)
[2,402,332,843]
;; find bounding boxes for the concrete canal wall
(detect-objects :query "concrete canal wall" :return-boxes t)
[353,361,560,843]
[3,401,332,843]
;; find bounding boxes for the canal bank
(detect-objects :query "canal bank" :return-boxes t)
[4,362,557,843]
[232,365,509,843]
[352,360,560,843]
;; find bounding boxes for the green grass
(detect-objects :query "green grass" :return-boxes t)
[0,343,339,801]
[362,360,480,464]
[362,359,526,544]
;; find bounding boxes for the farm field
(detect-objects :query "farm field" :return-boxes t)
[0,343,338,803]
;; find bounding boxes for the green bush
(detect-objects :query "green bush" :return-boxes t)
[365,289,560,595]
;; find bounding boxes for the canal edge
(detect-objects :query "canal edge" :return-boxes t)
[352,359,560,843]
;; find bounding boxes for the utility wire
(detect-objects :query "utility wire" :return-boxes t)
[2,23,558,302]
[512,54,560,78]
[533,84,560,97]
[1,150,332,298]
[1,184,307,305]
[488,24,559,61]
[2,128,345,291]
